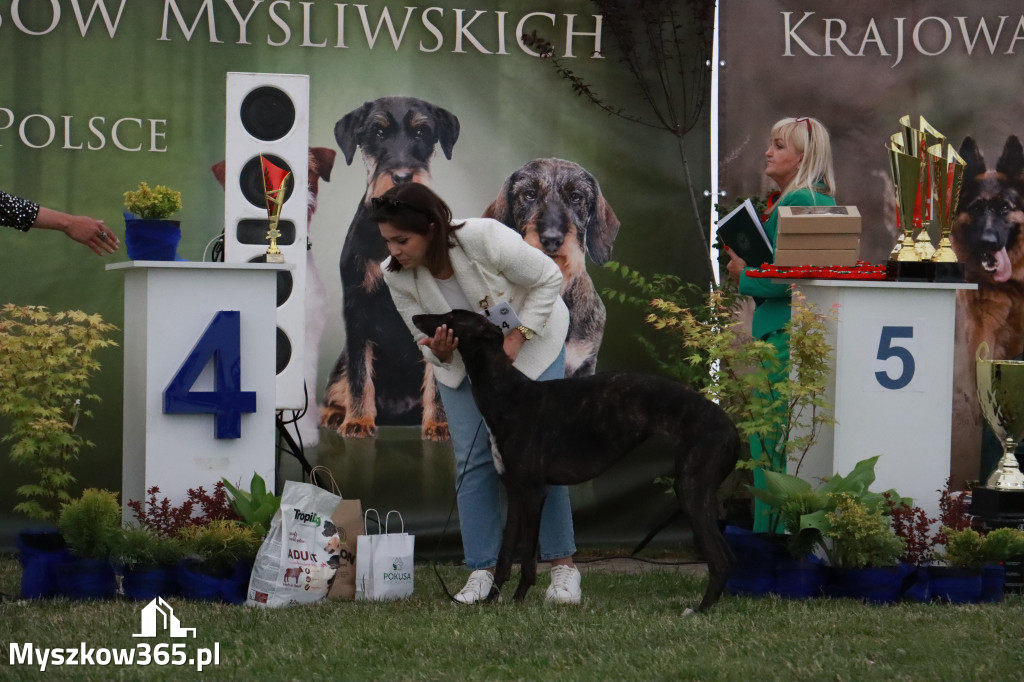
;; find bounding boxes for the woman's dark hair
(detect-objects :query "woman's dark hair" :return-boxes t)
[370,183,465,273]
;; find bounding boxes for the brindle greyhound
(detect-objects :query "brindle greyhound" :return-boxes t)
[412,309,739,612]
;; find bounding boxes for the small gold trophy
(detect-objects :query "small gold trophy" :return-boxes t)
[886,132,926,278]
[261,155,290,264]
[927,142,966,281]
[976,342,1024,491]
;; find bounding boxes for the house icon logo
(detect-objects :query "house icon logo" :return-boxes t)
[133,597,197,638]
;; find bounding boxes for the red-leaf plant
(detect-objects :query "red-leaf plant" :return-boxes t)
[127,482,239,538]
[884,477,972,566]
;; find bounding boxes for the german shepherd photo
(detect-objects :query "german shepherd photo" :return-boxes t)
[952,135,1024,363]
[949,135,1024,485]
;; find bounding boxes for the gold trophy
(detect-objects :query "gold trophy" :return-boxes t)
[886,132,926,279]
[976,342,1024,491]
[927,142,966,281]
[261,155,290,264]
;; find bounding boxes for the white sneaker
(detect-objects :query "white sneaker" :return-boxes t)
[546,565,582,604]
[454,569,495,604]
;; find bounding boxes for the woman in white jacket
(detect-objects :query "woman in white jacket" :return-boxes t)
[372,182,580,604]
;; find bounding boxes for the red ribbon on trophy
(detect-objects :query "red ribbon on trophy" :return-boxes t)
[260,155,290,263]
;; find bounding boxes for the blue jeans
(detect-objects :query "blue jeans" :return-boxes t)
[437,347,576,569]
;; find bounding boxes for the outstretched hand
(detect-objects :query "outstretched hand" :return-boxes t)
[419,324,458,362]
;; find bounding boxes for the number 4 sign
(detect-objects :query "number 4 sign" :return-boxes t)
[163,310,257,439]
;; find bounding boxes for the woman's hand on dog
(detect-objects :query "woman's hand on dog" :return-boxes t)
[419,324,459,362]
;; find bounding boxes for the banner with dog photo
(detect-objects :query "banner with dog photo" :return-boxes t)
[0,2,712,551]
[719,0,1024,486]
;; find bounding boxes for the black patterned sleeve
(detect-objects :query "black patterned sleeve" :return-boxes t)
[0,191,41,231]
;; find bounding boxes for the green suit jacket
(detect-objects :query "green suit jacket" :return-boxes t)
[738,187,836,339]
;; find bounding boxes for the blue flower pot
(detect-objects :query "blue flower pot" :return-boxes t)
[177,559,251,604]
[829,564,913,604]
[121,565,179,601]
[124,214,181,261]
[723,526,789,596]
[16,529,71,599]
[56,558,118,600]
[981,563,1006,603]
[930,566,983,604]
[773,557,828,599]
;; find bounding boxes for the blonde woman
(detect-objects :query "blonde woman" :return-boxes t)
[725,116,836,531]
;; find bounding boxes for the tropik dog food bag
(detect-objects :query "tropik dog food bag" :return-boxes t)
[247,479,343,608]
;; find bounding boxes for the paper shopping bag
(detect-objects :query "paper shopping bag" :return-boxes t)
[324,498,363,600]
[355,510,415,601]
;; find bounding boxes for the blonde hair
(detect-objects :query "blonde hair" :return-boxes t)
[770,117,836,198]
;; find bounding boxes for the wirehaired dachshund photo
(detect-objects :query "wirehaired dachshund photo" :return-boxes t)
[321,96,460,440]
[411,309,739,612]
[484,158,620,377]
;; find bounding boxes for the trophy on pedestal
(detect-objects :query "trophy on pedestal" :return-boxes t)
[970,342,1024,519]
[928,143,967,282]
[885,116,966,282]
[260,155,290,264]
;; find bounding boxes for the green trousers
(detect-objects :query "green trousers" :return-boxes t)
[751,329,789,533]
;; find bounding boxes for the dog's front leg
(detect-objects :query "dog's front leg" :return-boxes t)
[512,487,546,602]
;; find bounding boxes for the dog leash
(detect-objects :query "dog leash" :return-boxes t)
[432,418,486,604]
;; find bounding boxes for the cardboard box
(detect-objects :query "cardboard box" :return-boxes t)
[775,205,861,266]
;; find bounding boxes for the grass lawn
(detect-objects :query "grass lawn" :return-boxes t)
[2,555,1023,681]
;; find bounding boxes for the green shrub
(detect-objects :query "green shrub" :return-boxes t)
[111,525,184,570]
[123,182,182,219]
[178,520,261,578]
[58,489,121,560]
[826,493,905,569]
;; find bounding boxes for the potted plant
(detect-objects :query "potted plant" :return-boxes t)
[123,181,183,260]
[740,455,909,599]
[56,489,121,600]
[111,525,184,600]
[824,493,910,603]
[177,520,261,603]
[221,472,281,538]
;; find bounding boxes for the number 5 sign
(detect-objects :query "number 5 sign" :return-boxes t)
[790,279,974,525]
[109,261,289,524]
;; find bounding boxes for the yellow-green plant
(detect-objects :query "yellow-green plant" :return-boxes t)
[178,520,261,578]
[0,304,117,520]
[825,493,905,569]
[58,488,122,561]
[606,262,836,474]
[123,182,182,220]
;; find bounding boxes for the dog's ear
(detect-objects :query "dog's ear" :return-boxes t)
[429,104,460,160]
[997,136,1024,190]
[335,102,372,165]
[211,160,226,188]
[958,136,986,202]
[310,147,337,182]
[586,186,621,264]
[483,171,516,227]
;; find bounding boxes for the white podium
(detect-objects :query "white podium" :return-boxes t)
[790,279,975,522]
[108,261,291,523]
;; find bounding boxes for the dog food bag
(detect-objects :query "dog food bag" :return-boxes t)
[246,480,342,608]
